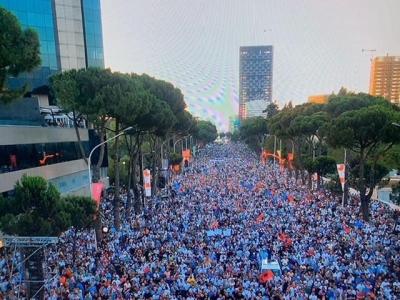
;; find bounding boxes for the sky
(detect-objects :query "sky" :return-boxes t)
[100,0,400,132]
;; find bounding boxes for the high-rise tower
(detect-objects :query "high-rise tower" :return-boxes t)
[369,56,400,105]
[239,45,273,120]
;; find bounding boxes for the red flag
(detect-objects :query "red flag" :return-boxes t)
[279,233,287,242]
[210,221,219,229]
[343,222,351,234]
[256,212,265,223]
[260,270,274,283]
[92,182,103,207]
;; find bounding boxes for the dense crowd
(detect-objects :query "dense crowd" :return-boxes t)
[1,142,400,300]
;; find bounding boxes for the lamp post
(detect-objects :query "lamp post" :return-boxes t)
[161,136,176,160]
[88,126,132,197]
[184,135,191,150]
[174,138,182,153]
[141,151,154,173]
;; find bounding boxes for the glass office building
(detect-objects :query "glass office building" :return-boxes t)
[0,0,108,197]
[0,0,105,91]
[239,45,274,120]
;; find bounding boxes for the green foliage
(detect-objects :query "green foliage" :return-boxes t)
[63,195,98,231]
[0,7,41,103]
[263,102,279,118]
[0,175,97,236]
[239,117,269,144]
[349,162,390,190]
[314,156,336,177]
[0,175,67,236]
[195,120,218,144]
[325,175,342,195]
[230,131,240,142]
[107,157,130,185]
[323,93,400,219]
[169,152,183,165]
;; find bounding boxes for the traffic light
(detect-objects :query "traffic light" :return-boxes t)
[184,159,189,168]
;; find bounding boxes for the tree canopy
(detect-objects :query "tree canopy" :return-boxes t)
[0,175,97,236]
[195,120,218,144]
[236,92,400,220]
[0,6,41,103]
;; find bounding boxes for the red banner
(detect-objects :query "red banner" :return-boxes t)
[182,149,191,162]
[92,182,103,207]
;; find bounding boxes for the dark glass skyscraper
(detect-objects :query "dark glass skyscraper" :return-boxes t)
[0,0,105,92]
[239,45,274,120]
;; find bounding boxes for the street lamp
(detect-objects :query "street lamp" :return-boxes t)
[174,138,182,153]
[392,122,400,127]
[141,151,154,172]
[88,126,132,197]
[184,135,191,150]
[161,134,180,159]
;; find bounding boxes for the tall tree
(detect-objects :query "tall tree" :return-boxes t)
[63,195,98,263]
[239,117,269,153]
[324,94,400,220]
[262,101,279,118]
[105,73,150,229]
[195,120,218,144]
[0,7,41,103]
[50,68,118,181]
[0,175,70,236]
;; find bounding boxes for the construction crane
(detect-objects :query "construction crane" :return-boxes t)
[362,49,377,62]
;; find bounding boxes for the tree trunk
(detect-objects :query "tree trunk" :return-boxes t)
[113,122,121,230]
[307,172,312,190]
[93,127,106,183]
[317,173,321,191]
[151,137,159,197]
[72,112,88,165]
[360,199,369,221]
[138,144,145,209]
[125,135,134,216]
[358,149,369,221]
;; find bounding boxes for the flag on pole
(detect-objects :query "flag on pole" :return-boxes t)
[336,164,345,191]
[143,169,152,197]
[260,270,274,283]
[343,222,351,234]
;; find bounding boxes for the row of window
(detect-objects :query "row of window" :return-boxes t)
[1,0,53,15]
[0,141,89,174]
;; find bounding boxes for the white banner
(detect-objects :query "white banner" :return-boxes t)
[143,169,151,197]
[336,164,345,191]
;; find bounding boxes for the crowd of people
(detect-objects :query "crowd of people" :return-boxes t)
[1,142,400,299]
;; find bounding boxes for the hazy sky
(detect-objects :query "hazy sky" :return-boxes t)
[101,0,400,132]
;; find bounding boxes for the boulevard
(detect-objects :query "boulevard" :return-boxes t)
[5,142,396,299]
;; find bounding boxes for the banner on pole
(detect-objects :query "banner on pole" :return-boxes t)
[182,149,191,162]
[336,164,345,191]
[92,182,103,207]
[143,169,152,197]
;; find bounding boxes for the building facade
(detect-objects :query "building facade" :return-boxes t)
[0,0,105,92]
[229,116,240,133]
[307,94,329,104]
[0,0,107,197]
[370,56,400,105]
[239,45,274,120]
